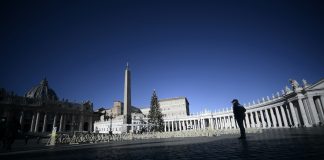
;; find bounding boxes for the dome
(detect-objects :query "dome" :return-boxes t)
[25,78,58,101]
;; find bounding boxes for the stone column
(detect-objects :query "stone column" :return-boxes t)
[185,121,188,130]
[167,121,170,132]
[30,113,35,132]
[42,113,47,132]
[223,117,227,129]
[180,121,183,131]
[191,120,194,130]
[250,112,255,128]
[230,116,233,129]
[19,111,24,126]
[307,96,320,125]
[284,105,292,126]
[79,115,84,131]
[229,116,232,129]
[279,105,288,127]
[178,120,180,130]
[265,109,271,128]
[186,120,189,130]
[232,116,236,129]
[190,120,194,130]
[289,101,298,127]
[274,107,282,127]
[193,120,196,129]
[269,108,277,128]
[164,122,167,132]
[227,116,230,129]
[34,112,40,132]
[260,110,266,128]
[245,113,250,128]
[315,97,324,123]
[215,118,218,129]
[62,114,67,132]
[320,96,324,119]
[273,106,282,128]
[298,98,310,127]
[235,118,238,129]
[89,116,93,132]
[53,114,57,129]
[302,99,312,125]
[71,114,75,132]
[59,114,64,132]
[255,111,260,128]
[220,118,223,129]
[172,121,175,132]
[216,118,219,129]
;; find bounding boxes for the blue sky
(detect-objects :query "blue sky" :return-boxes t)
[1,0,323,113]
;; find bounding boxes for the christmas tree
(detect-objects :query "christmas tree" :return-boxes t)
[148,90,164,132]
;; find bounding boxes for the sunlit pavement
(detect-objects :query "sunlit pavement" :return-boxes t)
[1,127,324,160]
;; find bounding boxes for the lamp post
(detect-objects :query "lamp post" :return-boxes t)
[104,112,114,136]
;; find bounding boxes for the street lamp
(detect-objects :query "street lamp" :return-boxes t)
[104,112,114,136]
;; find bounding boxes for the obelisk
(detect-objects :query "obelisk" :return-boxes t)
[123,62,131,132]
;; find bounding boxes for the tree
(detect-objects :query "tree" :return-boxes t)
[148,90,164,132]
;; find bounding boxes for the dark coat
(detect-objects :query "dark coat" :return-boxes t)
[233,104,246,120]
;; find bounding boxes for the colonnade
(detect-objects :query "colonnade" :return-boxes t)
[164,94,324,132]
[18,111,93,133]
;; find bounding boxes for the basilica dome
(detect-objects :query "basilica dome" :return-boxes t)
[25,78,58,101]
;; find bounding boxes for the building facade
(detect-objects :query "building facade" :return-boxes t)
[163,79,324,132]
[0,79,94,134]
[140,97,189,118]
[95,78,324,134]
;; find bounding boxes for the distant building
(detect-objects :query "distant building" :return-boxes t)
[95,97,190,134]
[140,97,189,118]
[0,79,94,133]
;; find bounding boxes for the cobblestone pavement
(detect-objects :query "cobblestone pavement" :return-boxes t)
[1,127,324,160]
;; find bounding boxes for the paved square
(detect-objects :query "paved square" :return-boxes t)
[1,128,324,160]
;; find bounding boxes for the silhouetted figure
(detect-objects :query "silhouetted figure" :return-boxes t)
[37,136,41,144]
[232,99,246,139]
[0,117,7,148]
[4,118,21,150]
[24,135,29,145]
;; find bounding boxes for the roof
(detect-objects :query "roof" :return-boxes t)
[25,78,58,101]
[159,97,187,102]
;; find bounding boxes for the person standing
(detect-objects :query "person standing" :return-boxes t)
[232,99,246,139]
[0,117,6,148]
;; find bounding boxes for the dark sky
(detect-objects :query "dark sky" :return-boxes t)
[1,0,323,113]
